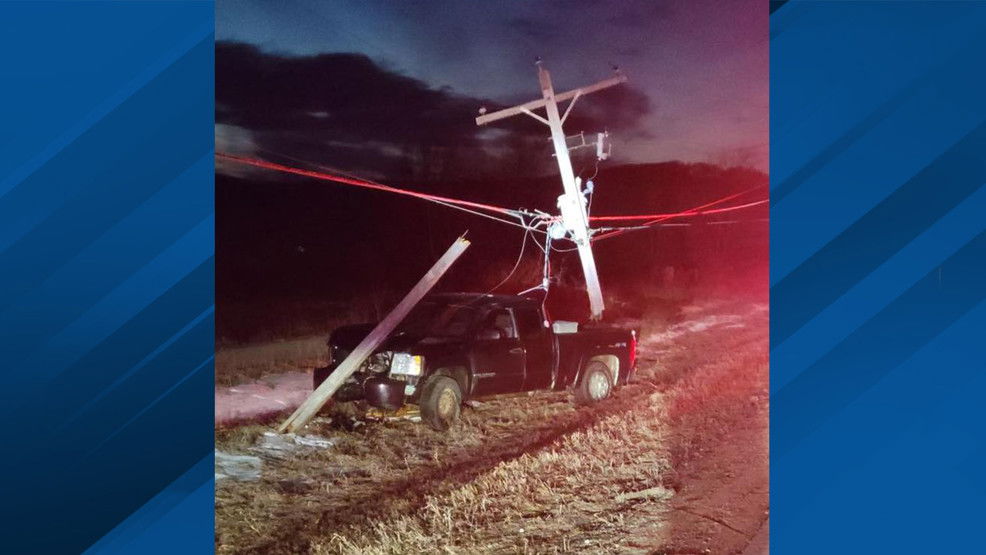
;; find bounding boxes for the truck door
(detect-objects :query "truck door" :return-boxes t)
[515,305,554,391]
[470,308,525,396]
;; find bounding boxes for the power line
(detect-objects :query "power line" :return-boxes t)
[217,152,518,217]
[245,149,545,233]
[428,198,543,234]
[594,217,769,232]
[489,221,532,293]
[218,151,767,283]
[591,185,767,242]
[590,198,768,222]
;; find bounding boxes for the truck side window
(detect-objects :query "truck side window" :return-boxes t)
[514,307,544,340]
[484,309,517,339]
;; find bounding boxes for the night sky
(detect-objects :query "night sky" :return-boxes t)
[217,0,767,172]
[214,0,769,342]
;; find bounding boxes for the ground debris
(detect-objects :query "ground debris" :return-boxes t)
[215,450,262,482]
[366,405,422,422]
[615,486,674,503]
[252,431,338,459]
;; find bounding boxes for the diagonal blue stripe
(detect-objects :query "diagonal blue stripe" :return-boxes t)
[773,229,986,458]
[1,306,214,552]
[770,4,982,187]
[771,3,986,553]
[66,306,215,429]
[775,299,986,552]
[0,21,211,201]
[0,3,214,553]
[0,155,213,370]
[769,1,789,15]
[772,182,986,391]
[83,454,213,555]
[65,310,214,449]
[771,33,986,205]
[4,215,213,401]
[0,35,213,290]
[771,35,986,284]
[86,354,215,457]
[772,122,986,345]
[0,256,214,422]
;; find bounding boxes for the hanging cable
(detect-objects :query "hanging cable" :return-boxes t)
[219,151,766,288]
[428,198,545,233]
[239,149,546,234]
[217,152,518,216]
[589,198,768,222]
[591,185,767,242]
[489,218,532,293]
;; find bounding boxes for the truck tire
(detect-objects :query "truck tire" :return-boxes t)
[420,376,462,431]
[575,360,613,405]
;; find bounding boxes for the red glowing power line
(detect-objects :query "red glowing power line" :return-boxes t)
[218,152,767,240]
[591,187,767,242]
[589,199,768,222]
[216,152,515,216]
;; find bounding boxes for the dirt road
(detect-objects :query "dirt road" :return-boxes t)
[215,371,312,426]
[215,298,768,554]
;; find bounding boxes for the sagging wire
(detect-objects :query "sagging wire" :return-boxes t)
[257,150,546,233]
[586,158,601,182]
[592,218,768,233]
[590,185,767,242]
[589,198,768,222]
[429,198,544,234]
[221,149,765,305]
[217,152,519,217]
[218,151,551,235]
[489,216,532,293]
[500,211,570,298]
[517,231,553,325]
[550,244,581,253]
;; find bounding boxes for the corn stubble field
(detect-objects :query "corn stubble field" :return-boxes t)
[215,299,769,554]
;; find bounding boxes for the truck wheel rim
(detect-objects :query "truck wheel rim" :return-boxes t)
[438,388,457,418]
[588,371,610,399]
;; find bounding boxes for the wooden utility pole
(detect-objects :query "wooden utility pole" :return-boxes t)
[476,62,626,320]
[279,236,471,433]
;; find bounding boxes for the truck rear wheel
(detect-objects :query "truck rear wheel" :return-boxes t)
[575,361,613,405]
[420,376,462,431]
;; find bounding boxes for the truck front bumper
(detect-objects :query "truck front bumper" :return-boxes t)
[312,366,406,410]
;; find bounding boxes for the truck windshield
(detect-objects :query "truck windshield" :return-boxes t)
[398,302,478,337]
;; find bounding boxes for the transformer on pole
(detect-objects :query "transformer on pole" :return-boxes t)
[476,61,627,320]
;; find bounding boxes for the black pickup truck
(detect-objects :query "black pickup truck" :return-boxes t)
[314,293,637,431]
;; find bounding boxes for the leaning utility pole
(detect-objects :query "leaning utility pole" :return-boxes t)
[476,61,626,320]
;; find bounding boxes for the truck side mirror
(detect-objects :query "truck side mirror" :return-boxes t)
[477,328,502,341]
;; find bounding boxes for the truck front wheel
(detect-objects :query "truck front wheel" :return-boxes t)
[575,361,613,405]
[420,376,462,431]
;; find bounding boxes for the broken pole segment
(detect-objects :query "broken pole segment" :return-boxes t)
[278,236,471,433]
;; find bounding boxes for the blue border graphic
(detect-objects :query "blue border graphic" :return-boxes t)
[4,1,986,552]
[771,1,986,553]
[0,2,214,552]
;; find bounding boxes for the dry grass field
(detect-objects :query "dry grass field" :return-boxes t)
[215,336,328,387]
[215,298,768,554]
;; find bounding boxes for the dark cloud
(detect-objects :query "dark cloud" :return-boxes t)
[216,42,477,146]
[506,17,561,43]
[216,41,651,180]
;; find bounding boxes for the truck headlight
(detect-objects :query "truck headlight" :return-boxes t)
[390,353,423,376]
